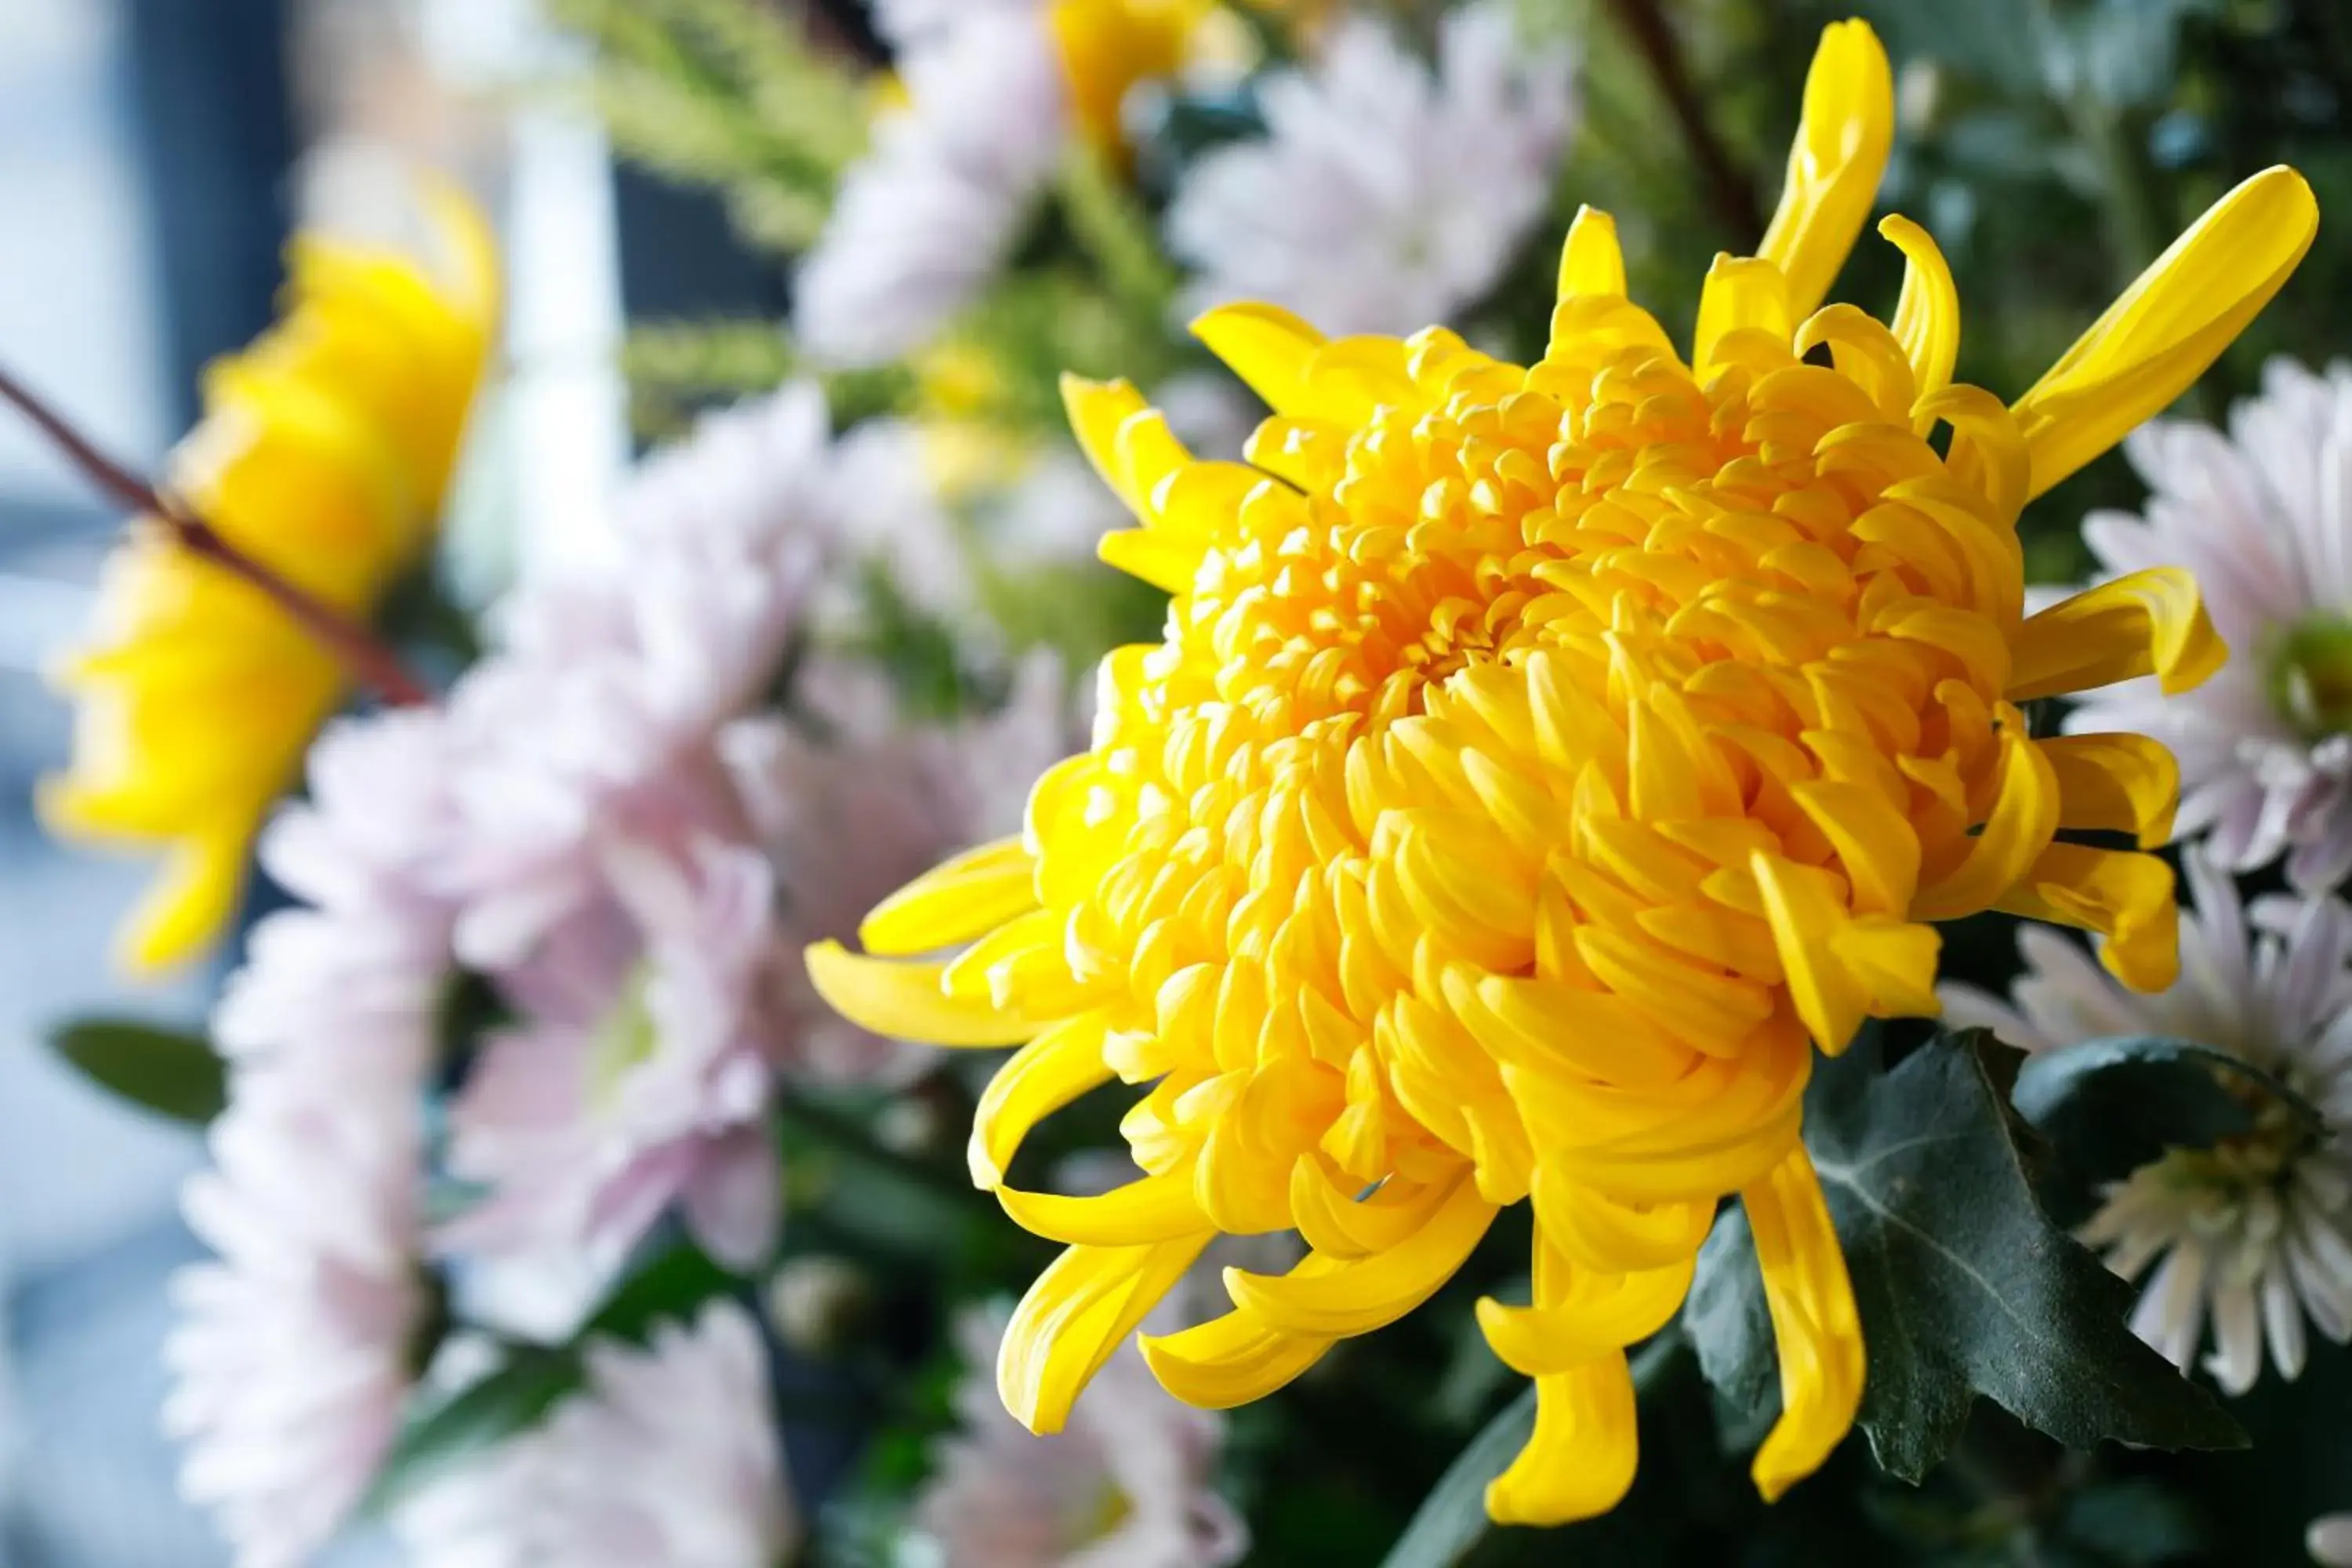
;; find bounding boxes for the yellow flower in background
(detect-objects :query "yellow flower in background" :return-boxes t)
[1049,0,1223,158]
[810,16,2314,1526]
[44,183,497,975]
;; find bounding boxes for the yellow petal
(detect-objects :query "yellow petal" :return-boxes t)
[2039,733,2180,849]
[1475,1257,1691,1377]
[1694,255,1794,376]
[119,823,256,976]
[996,1168,1208,1244]
[803,940,1039,1048]
[998,1234,1212,1432]
[1758,19,1895,320]
[970,1013,1116,1189]
[1878,214,1958,422]
[855,837,1038,956]
[2012,165,2317,498]
[1743,1143,1864,1503]
[1994,842,2180,993]
[1191,301,1327,414]
[1140,1298,1335,1407]
[1555,205,1627,306]
[2005,567,2225,702]
[1485,1354,1641,1526]
[1911,725,2060,920]
[1221,1175,1496,1336]
[1751,851,1866,1054]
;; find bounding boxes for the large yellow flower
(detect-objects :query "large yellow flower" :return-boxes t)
[809,20,2314,1523]
[44,186,496,975]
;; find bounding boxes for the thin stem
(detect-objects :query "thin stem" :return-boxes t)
[0,364,431,706]
[1603,0,1769,248]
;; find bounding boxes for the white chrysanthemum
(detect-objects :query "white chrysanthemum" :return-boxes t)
[2065,359,2352,891]
[1167,2,1576,336]
[793,8,1068,368]
[1943,855,2352,1394]
[439,835,786,1275]
[397,1301,796,1568]
[910,1309,1247,1568]
[166,710,458,1568]
[728,653,1080,1083]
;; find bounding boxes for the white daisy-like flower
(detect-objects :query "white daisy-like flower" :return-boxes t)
[166,710,458,1568]
[910,1308,1247,1568]
[1166,1,1577,336]
[397,1301,797,1568]
[1942,854,2352,1395]
[2063,358,2352,891]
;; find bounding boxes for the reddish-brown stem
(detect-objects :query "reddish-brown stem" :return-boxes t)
[1604,0,1769,249]
[0,364,432,707]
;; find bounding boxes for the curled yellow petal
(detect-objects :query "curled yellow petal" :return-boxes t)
[1994,842,2180,994]
[1475,1258,1692,1376]
[2039,733,2180,849]
[1485,1354,1641,1526]
[1140,1298,1334,1408]
[1911,726,2060,920]
[1743,1143,1864,1503]
[999,1234,1212,1432]
[1191,301,1327,415]
[1879,214,1958,421]
[996,1169,1208,1245]
[1759,19,1895,319]
[2006,567,2225,702]
[1222,1175,1497,1336]
[2013,165,2317,498]
[970,1013,1116,1189]
[804,940,1039,1049]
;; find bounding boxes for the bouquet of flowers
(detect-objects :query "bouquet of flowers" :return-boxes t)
[19,0,2352,1563]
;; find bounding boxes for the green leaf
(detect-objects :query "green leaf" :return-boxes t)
[585,1240,742,1341]
[1379,1385,1536,1568]
[2012,1034,2322,1201]
[49,1017,226,1125]
[1686,1029,2245,1484]
[358,1347,581,1517]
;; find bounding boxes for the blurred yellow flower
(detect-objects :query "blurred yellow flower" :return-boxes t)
[1048,0,1221,158]
[810,20,2314,1524]
[44,184,497,975]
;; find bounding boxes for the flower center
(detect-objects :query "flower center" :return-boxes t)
[589,967,659,1105]
[2267,614,2352,739]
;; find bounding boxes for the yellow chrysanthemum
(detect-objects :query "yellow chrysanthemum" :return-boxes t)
[810,20,2314,1523]
[43,185,496,975]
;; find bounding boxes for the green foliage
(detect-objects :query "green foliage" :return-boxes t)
[550,0,867,255]
[49,1015,226,1125]
[620,319,911,436]
[1689,1031,2245,1483]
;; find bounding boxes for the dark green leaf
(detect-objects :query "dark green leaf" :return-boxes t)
[1379,1385,1535,1568]
[586,1240,742,1341]
[49,1017,226,1125]
[358,1347,580,1516]
[1686,1029,2245,1483]
[2012,1034,2321,1201]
